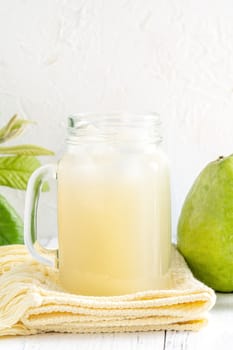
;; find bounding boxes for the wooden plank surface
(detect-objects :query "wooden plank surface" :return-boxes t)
[0,332,165,350]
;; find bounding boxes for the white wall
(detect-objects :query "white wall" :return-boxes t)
[1,0,233,240]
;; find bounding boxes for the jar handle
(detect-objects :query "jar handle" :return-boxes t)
[24,164,58,267]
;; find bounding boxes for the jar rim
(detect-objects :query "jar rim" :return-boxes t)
[68,112,160,128]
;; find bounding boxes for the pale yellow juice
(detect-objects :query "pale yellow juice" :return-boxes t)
[57,146,171,296]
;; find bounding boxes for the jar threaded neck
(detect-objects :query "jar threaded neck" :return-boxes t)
[67,112,162,145]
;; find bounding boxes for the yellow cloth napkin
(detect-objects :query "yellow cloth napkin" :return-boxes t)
[0,244,216,336]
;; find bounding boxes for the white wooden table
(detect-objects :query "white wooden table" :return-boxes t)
[0,293,232,350]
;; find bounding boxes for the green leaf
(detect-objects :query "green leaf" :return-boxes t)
[0,144,54,156]
[0,155,41,190]
[0,193,23,245]
[0,115,18,141]
[0,115,32,144]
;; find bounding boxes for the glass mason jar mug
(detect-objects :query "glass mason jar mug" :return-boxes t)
[24,113,172,296]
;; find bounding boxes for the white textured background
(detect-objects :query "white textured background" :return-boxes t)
[1,0,233,240]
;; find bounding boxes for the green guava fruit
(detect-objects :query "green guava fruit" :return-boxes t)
[177,155,233,292]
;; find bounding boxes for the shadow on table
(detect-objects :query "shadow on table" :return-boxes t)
[214,292,233,312]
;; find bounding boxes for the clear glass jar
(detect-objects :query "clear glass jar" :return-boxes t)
[24,112,172,296]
